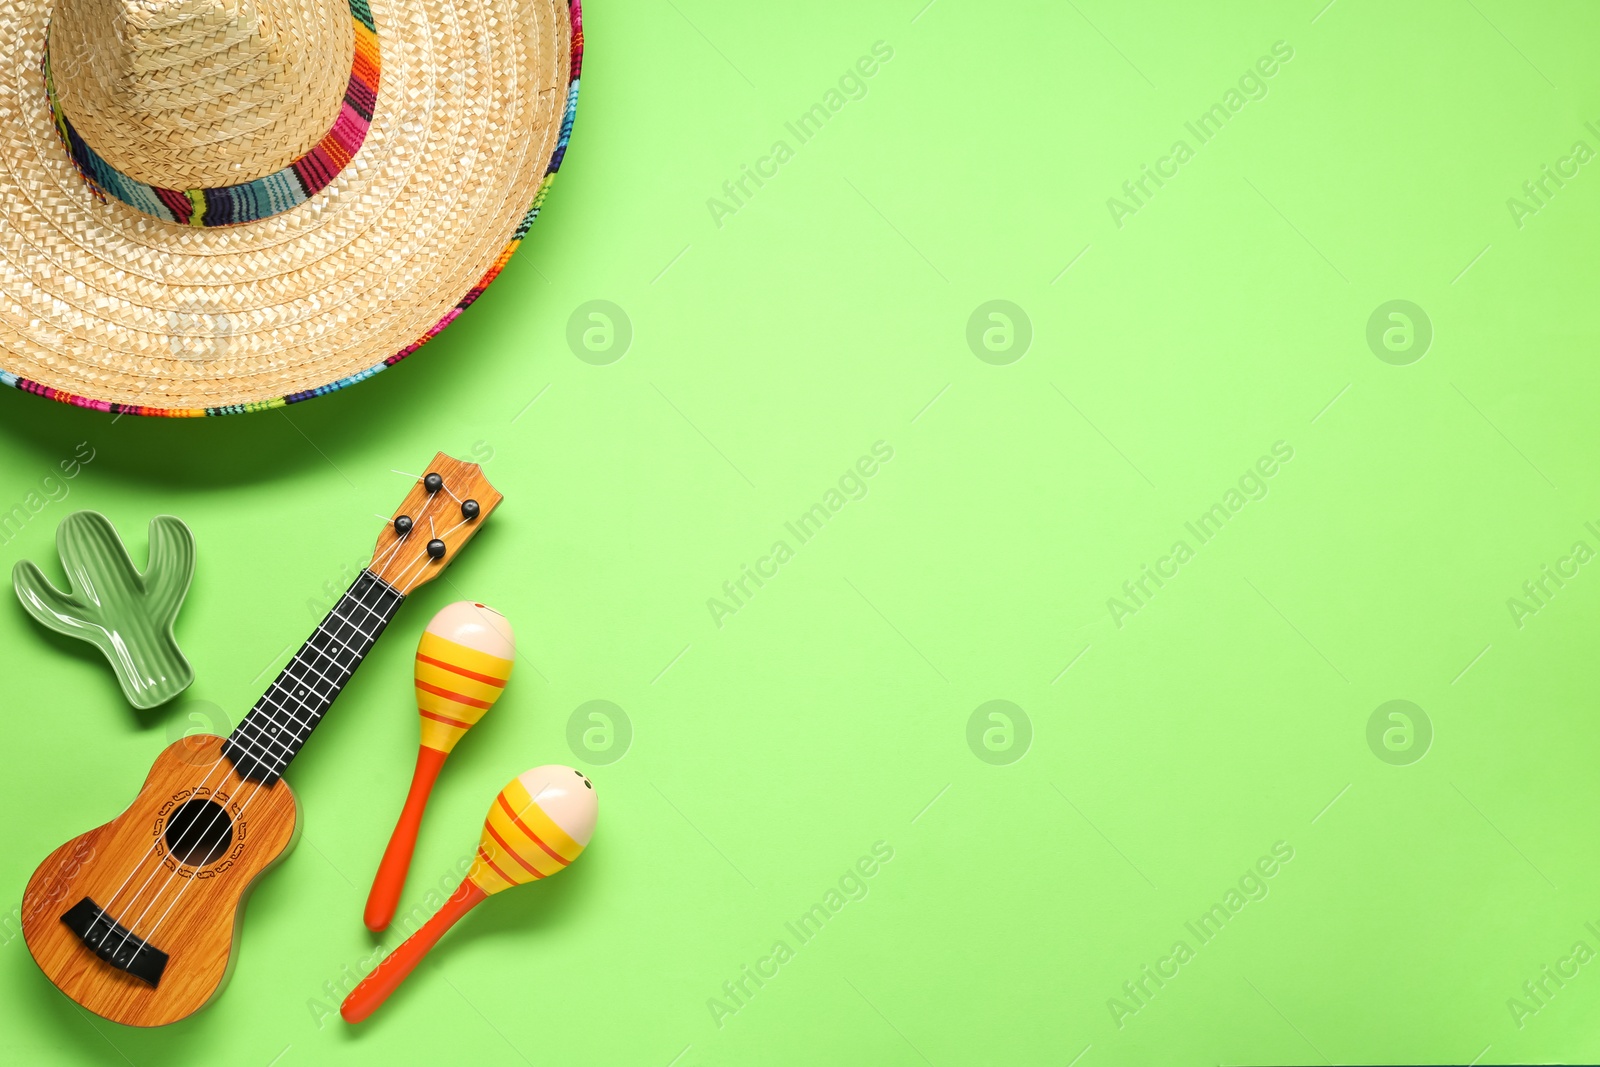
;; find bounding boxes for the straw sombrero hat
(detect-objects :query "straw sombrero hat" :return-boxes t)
[0,0,581,416]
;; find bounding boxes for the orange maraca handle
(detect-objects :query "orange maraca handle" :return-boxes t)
[343,878,487,1024]
[364,746,449,931]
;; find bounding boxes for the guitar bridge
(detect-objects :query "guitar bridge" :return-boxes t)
[60,896,168,987]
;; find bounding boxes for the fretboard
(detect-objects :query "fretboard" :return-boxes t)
[223,570,405,784]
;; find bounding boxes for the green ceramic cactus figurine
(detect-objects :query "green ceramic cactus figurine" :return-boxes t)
[13,511,196,709]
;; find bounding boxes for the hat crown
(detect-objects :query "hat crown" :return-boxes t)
[49,0,355,189]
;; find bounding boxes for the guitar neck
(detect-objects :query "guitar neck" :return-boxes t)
[219,451,503,783]
[223,571,406,784]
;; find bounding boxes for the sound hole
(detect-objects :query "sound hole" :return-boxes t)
[163,798,235,866]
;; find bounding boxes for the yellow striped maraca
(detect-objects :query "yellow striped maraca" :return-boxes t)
[342,766,598,1023]
[364,602,514,931]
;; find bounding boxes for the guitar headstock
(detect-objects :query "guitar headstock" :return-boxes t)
[369,453,502,595]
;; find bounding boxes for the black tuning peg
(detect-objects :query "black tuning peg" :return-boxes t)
[426,539,446,560]
[423,472,443,494]
[461,499,480,520]
[393,515,413,535]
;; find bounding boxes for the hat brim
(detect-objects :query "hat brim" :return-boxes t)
[0,0,581,416]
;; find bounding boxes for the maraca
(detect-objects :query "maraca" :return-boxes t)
[364,601,515,931]
[342,765,598,1023]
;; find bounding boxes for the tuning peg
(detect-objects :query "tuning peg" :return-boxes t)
[461,499,480,520]
[423,472,443,494]
[362,603,514,932]
[344,765,597,1023]
[393,515,413,536]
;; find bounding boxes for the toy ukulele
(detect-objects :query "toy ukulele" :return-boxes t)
[342,765,597,1023]
[364,601,515,931]
[20,454,501,1027]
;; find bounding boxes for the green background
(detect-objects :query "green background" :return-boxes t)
[2,0,1599,1063]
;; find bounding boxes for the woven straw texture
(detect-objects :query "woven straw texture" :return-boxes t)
[49,0,355,189]
[0,0,580,416]
[44,0,383,226]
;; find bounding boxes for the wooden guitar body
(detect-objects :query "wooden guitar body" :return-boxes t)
[21,734,298,1026]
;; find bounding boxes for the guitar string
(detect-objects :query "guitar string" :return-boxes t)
[238,587,409,767]
[83,495,428,927]
[87,479,441,947]
[87,512,424,931]
[95,483,443,955]
[127,519,456,954]
[263,513,477,748]
[120,486,473,962]
[94,571,400,958]
[238,519,421,762]
[87,564,404,932]
[220,594,390,767]
[367,512,422,579]
[105,547,412,961]
[209,522,462,772]
[105,478,456,922]
[107,511,431,960]
[213,585,398,770]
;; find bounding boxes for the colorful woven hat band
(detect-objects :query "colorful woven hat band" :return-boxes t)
[42,0,380,227]
[0,0,582,417]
